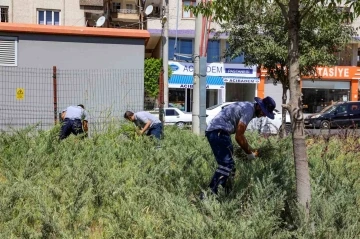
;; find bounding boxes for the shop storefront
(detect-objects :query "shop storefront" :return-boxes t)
[302,66,359,113]
[168,61,261,112]
[262,66,359,114]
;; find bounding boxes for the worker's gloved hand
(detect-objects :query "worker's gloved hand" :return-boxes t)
[247,152,256,160]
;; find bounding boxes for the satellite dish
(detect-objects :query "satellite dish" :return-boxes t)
[96,16,106,27]
[145,5,154,16]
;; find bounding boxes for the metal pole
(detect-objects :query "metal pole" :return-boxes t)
[174,0,180,55]
[162,0,169,108]
[53,66,58,125]
[159,67,165,138]
[192,0,204,135]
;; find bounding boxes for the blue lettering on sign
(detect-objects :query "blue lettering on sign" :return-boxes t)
[207,66,223,74]
[183,65,194,72]
[180,84,210,89]
[225,68,253,74]
[180,84,193,88]
[170,64,179,72]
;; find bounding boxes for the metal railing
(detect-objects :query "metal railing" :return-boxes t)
[112,9,138,14]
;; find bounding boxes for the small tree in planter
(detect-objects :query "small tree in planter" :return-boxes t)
[144,58,172,109]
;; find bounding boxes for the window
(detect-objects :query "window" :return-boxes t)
[0,36,18,66]
[336,105,347,113]
[207,40,220,63]
[166,109,179,116]
[38,10,60,25]
[125,4,134,13]
[169,38,193,61]
[302,87,350,114]
[350,103,360,112]
[182,0,195,18]
[112,2,121,12]
[225,42,244,63]
[0,6,8,22]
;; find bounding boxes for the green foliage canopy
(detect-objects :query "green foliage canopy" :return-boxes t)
[190,0,355,87]
[144,58,172,98]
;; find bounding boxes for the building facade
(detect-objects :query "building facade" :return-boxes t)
[144,0,360,112]
[0,23,149,132]
[0,0,101,26]
[145,0,261,111]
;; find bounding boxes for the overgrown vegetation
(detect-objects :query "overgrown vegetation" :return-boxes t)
[0,124,359,238]
[144,58,172,98]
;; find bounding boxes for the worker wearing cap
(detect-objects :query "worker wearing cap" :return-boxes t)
[59,104,89,140]
[204,96,276,196]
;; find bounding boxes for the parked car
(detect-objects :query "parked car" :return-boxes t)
[149,107,192,128]
[206,102,291,134]
[304,104,334,128]
[305,101,360,129]
[205,102,235,125]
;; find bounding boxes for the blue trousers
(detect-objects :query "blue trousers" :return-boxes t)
[59,119,84,140]
[206,129,235,194]
[146,123,163,140]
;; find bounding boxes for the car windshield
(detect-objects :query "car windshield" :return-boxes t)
[321,105,337,113]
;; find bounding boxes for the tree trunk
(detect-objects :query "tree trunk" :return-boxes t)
[279,82,288,138]
[288,0,311,216]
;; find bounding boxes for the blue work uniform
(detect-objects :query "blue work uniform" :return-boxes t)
[205,102,255,194]
[60,106,89,140]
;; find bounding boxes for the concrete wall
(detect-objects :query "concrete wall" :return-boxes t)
[264,80,290,111]
[0,0,85,26]
[0,32,145,69]
[0,32,146,133]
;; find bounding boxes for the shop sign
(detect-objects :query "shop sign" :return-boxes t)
[311,66,360,79]
[223,78,260,83]
[169,61,257,77]
[179,84,209,89]
[169,84,225,90]
[317,67,349,78]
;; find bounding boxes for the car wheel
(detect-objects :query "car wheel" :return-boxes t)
[176,122,185,129]
[320,120,330,129]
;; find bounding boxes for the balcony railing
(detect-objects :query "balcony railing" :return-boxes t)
[111,9,138,14]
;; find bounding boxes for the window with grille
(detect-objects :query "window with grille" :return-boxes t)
[38,10,60,25]
[112,2,121,12]
[0,6,8,22]
[0,36,18,67]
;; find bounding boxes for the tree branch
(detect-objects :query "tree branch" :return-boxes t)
[274,0,289,25]
[299,0,323,23]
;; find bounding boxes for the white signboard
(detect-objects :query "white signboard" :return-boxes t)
[169,61,257,77]
[223,77,260,83]
[169,84,225,90]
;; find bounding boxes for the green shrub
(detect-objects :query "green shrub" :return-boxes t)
[0,126,359,238]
